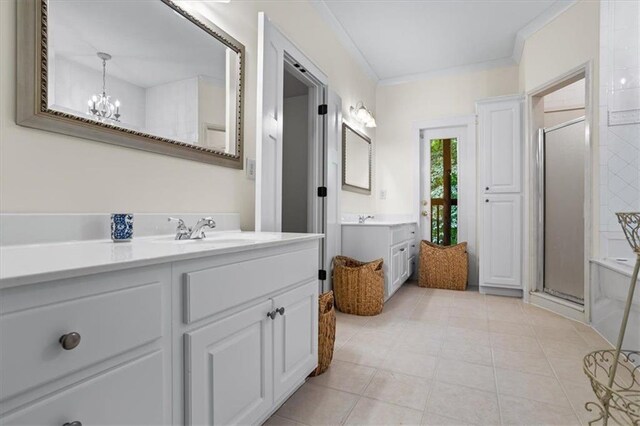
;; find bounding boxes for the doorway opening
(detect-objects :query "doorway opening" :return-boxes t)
[282,65,316,233]
[429,138,458,245]
[527,63,591,320]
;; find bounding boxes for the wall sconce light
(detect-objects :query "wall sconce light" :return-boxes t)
[350,101,376,128]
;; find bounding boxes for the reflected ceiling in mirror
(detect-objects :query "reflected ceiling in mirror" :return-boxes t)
[17,0,244,168]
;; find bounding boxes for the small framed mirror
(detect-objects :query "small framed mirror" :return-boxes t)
[342,123,372,194]
[17,0,245,168]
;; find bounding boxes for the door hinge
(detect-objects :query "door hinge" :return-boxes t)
[318,104,328,115]
[318,270,327,280]
[317,186,327,197]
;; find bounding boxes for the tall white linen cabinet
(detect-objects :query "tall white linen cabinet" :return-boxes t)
[477,95,524,296]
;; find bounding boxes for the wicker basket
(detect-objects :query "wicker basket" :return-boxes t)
[419,241,468,290]
[332,256,384,316]
[309,291,336,377]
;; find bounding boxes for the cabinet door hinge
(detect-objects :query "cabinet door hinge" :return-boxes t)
[318,270,327,280]
[317,186,327,197]
[318,104,328,115]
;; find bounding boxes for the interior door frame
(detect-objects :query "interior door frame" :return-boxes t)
[413,115,478,287]
[525,62,593,322]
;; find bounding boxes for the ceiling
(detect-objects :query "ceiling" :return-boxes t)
[49,0,229,88]
[320,0,574,83]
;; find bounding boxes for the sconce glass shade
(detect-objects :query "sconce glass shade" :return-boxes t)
[350,102,376,128]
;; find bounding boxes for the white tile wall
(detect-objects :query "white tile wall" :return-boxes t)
[599,0,640,259]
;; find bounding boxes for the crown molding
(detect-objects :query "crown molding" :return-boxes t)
[511,0,578,63]
[378,57,517,87]
[309,0,379,82]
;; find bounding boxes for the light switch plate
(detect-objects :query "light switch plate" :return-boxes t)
[246,158,256,180]
[380,189,387,200]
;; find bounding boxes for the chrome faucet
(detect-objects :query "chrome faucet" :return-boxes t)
[358,215,375,224]
[168,217,217,240]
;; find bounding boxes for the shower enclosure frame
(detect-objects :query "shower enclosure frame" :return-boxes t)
[525,62,594,322]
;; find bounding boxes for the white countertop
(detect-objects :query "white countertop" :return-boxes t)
[0,232,323,288]
[341,221,417,226]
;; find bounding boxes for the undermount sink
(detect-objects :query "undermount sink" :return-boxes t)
[151,232,280,245]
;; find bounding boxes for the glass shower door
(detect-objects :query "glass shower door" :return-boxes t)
[541,117,586,304]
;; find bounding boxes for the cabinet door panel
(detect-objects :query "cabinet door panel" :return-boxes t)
[481,194,522,288]
[185,300,273,426]
[479,99,522,193]
[272,281,318,401]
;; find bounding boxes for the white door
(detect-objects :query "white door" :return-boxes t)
[477,98,522,194]
[272,281,318,402]
[324,91,342,293]
[480,194,522,289]
[185,300,273,426]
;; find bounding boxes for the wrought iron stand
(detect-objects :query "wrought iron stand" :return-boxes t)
[583,212,640,425]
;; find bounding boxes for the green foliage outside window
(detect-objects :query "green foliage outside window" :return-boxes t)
[430,138,458,245]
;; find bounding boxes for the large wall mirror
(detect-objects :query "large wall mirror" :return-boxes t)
[17,0,245,168]
[342,123,372,194]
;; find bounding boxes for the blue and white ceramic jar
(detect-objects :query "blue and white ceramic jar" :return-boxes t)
[111,213,133,242]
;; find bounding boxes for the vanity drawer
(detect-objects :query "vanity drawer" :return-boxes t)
[184,247,318,323]
[3,351,165,425]
[391,226,408,245]
[0,282,163,401]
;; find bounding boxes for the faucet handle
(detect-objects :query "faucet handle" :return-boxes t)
[168,217,186,228]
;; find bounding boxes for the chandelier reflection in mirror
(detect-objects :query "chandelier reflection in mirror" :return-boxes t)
[87,52,121,123]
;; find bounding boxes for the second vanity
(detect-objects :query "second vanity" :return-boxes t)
[0,214,322,425]
[342,219,418,301]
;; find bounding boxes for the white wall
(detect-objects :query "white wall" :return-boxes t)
[598,0,640,260]
[146,77,199,143]
[282,95,309,233]
[374,65,520,215]
[0,0,376,230]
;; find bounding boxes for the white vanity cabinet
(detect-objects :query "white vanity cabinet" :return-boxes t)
[0,234,321,426]
[342,223,418,301]
[477,95,524,296]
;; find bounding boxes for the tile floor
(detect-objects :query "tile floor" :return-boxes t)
[265,282,616,426]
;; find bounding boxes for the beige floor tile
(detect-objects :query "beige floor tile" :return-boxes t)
[561,379,603,425]
[488,320,535,337]
[453,290,484,300]
[336,311,372,327]
[435,358,496,392]
[487,309,529,323]
[363,370,432,410]
[495,368,571,407]
[448,308,488,320]
[426,381,500,425]
[276,383,359,425]
[490,333,544,354]
[547,356,592,386]
[335,321,365,348]
[381,350,438,379]
[526,312,578,330]
[499,394,580,426]
[348,330,399,347]
[578,330,612,348]
[448,316,489,331]
[421,412,475,425]
[418,296,454,309]
[532,324,588,344]
[308,360,376,394]
[344,396,423,425]
[538,337,591,359]
[363,317,408,335]
[410,308,450,324]
[403,321,448,340]
[395,333,443,356]
[492,348,555,377]
[263,414,306,426]
[485,294,522,305]
[445,327,491,347]
[334,340,392,368]
[440,339,493,366]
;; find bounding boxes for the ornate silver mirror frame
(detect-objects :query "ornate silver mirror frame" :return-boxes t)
[342,123,372,195]
[16,0,245,168]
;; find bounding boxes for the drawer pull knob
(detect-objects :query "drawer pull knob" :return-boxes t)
[276,307,285,316]
[485,186,489,191]
[59,332,81,350]
[485,199,489,203]
[63,422,82,426]
[267,311,277,320]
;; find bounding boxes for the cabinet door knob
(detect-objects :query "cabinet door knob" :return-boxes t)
[63,422,82,426]
[485,199,489,203]
[267,311,277,320]
[485,186,489,191]
[276,307,285,316]
[59,332,81,350]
